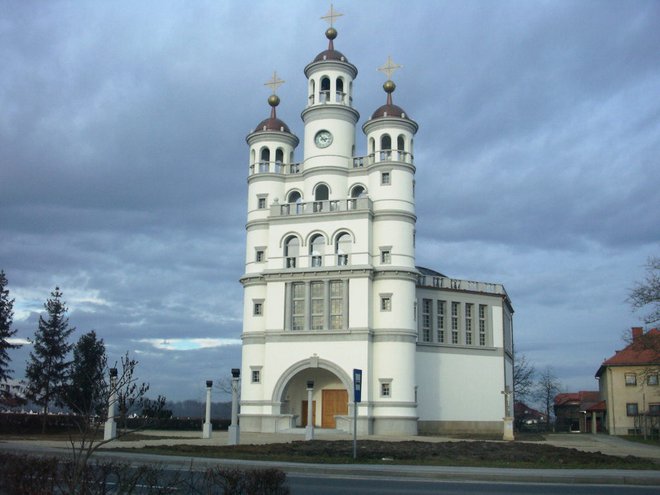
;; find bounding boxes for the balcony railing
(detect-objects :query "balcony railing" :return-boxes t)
[249,161,303,176]
[308,90,352,106]
[271,197,372,217]
[352,149,414,168]
[418,275,507,297]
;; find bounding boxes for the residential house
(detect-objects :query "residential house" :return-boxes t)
[595,327,660,436]
[553,391,602,433]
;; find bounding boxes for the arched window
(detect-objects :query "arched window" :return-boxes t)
[335,232,352,266]
[380,135,392,161]
[369,137,375,157]
[315,184,329,201]
[397,135,406,161]
[321,77,331,102]
[250,149,256,172]
[287,191,302,203]
[284,236,299,268]
[309,234,325,267]
[260,148,270,172]
[336,78,344,103]
[314,184,329,213]
[350,185,366,198]
[275,148,284,172]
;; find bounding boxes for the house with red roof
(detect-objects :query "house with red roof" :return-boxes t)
[553,391,602,433]
[595,327,660,436]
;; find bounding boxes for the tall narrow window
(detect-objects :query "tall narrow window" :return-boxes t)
[310,281,324,330]
[479,304,487,346]
[291,283,305,330]
[320,77,330,102]
[465,303,473,345]
[336,232,351,266]
[314,184,329,212]
[336,77,344,102]
[259,148,270,172]
[329,281,343,330]
[258,197,267,209]
[451,302,459,344]
[285,236,299,268]
[422,299,432,342]
[275,148,284,171]
[310,234,324,267]
[381,295,392,312]
[380,134,392,161]
[437,300,446,343]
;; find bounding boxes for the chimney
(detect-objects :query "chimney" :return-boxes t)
[632,327,643,341]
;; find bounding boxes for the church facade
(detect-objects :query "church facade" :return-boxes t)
[239,19,514,437]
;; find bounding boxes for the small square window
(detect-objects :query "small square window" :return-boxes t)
[381,250,391,264]
[258,197,267,209]
[648,374,658,386]
[251,370,261,383]
[649,404,660,414]
[253,302,263,316]
[625,373,637,386]
[256,250,265,262]
[381,171,391,185]
[626,403,638,416]
[380,296,392,312]
[381,382,391,397]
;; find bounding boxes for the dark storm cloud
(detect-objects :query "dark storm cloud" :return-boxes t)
[1,1,659,400]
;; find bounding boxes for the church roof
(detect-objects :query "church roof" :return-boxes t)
[313,48,349,63]
[371,103,410,120]
[254,116,291,134]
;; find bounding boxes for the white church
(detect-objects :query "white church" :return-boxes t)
[238,11,514,437]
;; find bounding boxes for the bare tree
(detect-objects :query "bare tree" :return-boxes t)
[66,352,166,494]
[513,354,536,403]
[535,367,561,430]
[628,255,660,326]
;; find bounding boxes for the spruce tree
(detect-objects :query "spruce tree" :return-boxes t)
[65,331,107,416]
[25,287,75,429]
[0,270,20,387]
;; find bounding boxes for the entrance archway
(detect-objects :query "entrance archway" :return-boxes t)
[273,358,352,428]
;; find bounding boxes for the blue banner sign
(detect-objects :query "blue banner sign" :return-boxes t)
[353,368,362,403]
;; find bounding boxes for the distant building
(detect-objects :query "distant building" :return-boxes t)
[595,327,660,436]
[553,391,602,433]
[514,401,546,431]
[238,10,514,437]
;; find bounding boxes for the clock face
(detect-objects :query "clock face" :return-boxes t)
[314,130,333,148]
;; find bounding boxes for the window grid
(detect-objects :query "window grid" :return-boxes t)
[292,282,305,330]
[329,281,343,330]
[251,370,260,383]
[625,373,637,386]
[422,299,432,342]
[479,304,487,346]
[381,296,392,312]
[437,300,446,343]
[381,382,391,397]
[465,303,473,345]
[381,250,391,264]
[310,281,324,330]
[451,302,459,344]
[381,171,391,185]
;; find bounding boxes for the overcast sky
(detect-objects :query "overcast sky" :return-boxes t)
[1,1,659,405]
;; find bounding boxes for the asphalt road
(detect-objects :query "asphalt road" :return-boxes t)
[287,474,660,494]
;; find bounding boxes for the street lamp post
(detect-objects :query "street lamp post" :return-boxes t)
[228,368,240,445]
[103,368,118,441]
[202,380,213,439]
[305,380,314,441]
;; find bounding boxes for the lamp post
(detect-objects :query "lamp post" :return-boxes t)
[305,379,314,441]
[228,368,240,445]
[202,380,213,439]
[103,368,118,441]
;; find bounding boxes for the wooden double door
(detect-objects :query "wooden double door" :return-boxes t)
[303,389,348,428]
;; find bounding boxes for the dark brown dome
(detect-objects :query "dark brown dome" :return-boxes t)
[254,117,291,133]
[371,103,410,120]
[313,48,349,63]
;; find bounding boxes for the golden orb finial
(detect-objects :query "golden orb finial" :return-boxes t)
[326,27,337,41]
[383,80,396,94]
[268,94,280,107]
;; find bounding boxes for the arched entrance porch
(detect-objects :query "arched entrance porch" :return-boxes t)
[272,357,352,429]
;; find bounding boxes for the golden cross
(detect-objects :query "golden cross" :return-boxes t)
[321,3,343,27]
[264,71,285,94]
[378,56,402,80]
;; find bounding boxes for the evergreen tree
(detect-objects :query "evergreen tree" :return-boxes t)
[65,331,107,416]
[25,287,75,429]
[0,270,20,387]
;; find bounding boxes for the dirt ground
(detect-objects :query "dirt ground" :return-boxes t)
[139,438,657,469]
